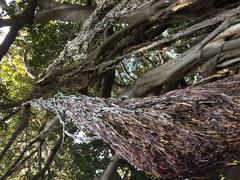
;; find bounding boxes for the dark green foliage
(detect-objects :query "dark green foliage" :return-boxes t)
[27,22,81,72]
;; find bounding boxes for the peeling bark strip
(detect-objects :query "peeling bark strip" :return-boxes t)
[32,75,240,178]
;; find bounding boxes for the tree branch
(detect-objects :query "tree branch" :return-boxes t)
[0,101,22,110]
[30,136,63,180]
[95,154,122,180]
[0,0,37,62]
[32,74,240,179]
[0,105,30,161]
[0,18,13,28]
[124,17,240,97]
[35,5,94,23]
[100,26,115,99]
[0,116,58,179]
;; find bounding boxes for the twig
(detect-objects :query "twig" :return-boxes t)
[120,61,136,81]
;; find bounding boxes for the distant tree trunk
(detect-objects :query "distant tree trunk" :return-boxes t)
[32,74,240,179]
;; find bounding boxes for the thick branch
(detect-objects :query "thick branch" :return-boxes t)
[32,74,240,178]
[124,17,240,97]
[95,154,122,180]
[33,1,240,100]
[0,0,37,62]
[100,26,115,99]
[0,18,13,28]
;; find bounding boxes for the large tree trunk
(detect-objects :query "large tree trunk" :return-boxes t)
[32,74,240,179]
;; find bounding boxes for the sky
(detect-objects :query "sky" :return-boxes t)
[0,0,12,43]
[0,27,10,44]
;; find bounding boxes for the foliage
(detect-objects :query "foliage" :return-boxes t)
[0,51,32,100]
[27,21,81,72]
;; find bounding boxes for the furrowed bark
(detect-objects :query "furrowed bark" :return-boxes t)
[32,5,240,101]
[32,74,240,178]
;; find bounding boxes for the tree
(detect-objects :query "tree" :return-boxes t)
[0,0,239,179]
[32,75,240,179]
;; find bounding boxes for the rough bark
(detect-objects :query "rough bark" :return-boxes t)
[26,1,239,103]
[32,74,240,179]
[124,17,240,97]
[29,14,240,102]
[40,0,240,76]
[97,26,120,179]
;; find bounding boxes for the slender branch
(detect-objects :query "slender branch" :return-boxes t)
[34,5,94,23]
[1,149,38,180]
[0,117,58,179]
[30,136,63,180]
[0,139,37,180]
[0,105,30,161]
[120,61,136,81]
[23,49,37,79]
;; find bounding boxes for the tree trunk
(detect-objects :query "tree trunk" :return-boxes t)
[32,74,240,179]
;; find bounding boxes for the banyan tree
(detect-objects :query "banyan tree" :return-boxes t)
[0,0,240,179]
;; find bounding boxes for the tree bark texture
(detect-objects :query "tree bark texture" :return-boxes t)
[32,74,240,178]
[32,12,240,100]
